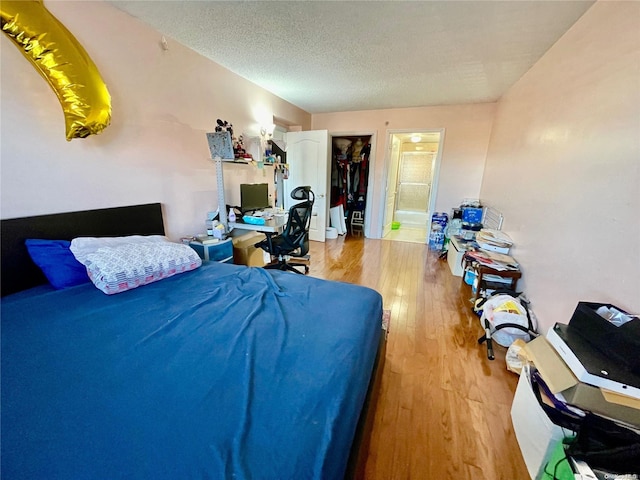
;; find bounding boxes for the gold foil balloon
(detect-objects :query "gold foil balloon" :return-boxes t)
[1,0,111,140]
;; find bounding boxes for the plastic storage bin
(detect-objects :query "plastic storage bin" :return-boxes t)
[189,238,233,263]
[462,207,483,224]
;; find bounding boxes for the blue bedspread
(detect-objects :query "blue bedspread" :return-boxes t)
[1,263,382,479]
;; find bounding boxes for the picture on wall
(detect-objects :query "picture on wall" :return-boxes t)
[206,131,234,160]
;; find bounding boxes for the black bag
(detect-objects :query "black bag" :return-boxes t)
[565,413,640,474]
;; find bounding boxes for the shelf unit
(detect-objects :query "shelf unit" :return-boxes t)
[462,257,522,304]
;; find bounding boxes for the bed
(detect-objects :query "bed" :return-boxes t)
[1,203,385,480]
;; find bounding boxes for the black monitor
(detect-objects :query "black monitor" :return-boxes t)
[240,183,270,214]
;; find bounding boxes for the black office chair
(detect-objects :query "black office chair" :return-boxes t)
[256,186,314,274]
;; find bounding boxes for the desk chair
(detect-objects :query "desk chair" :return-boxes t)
[256,186,314,274]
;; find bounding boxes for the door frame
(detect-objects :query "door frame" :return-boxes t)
[329,131,376,238]
[379,128,445,238]
[381,134,401,238]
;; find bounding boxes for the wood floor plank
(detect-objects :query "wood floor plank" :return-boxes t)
[308,236,528,479]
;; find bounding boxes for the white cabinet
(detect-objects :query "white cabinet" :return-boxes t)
[511,365,569,480]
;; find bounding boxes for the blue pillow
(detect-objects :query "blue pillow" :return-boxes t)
[25,239,90,289]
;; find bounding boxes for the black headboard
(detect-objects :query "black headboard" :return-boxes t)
[1,203,165,297]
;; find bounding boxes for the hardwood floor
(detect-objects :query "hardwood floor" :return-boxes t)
[308,235,529,480]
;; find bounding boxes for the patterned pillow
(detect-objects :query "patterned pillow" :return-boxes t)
[70,235,169,264]
[83,242,202,295]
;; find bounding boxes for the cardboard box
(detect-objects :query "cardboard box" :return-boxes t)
[511,364,569,480]
[525,336,640,428]
[232,232,267,267]
[568,302,640,373]
[477,241,510,255]
[547,323,640,399]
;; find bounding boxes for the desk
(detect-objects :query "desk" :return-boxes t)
[231,215,287,269]
[230,215,287,234]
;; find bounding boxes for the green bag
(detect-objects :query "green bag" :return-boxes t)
[541,439,574,480]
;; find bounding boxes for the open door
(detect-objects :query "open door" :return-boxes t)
[283,130,330,242]
[381,130,444,241]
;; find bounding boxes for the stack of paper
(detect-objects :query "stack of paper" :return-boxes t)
[476,229,513,253]
[465,249,519,271]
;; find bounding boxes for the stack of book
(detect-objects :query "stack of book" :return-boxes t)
[194,235,220,245]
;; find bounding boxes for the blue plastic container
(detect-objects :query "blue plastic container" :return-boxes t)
[462,207,483,224]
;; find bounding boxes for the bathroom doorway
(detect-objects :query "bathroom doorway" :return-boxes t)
[381,130,444,244]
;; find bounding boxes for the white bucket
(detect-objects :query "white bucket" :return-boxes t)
[329,206,344,235]
[325,227,338,239]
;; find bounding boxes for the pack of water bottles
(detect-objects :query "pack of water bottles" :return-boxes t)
[428,212,449,250]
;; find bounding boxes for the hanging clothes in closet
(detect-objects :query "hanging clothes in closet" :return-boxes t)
[330,136,371,234]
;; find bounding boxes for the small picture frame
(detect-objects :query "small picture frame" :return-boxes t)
[206,131,234,160]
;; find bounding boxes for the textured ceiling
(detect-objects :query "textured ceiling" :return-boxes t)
[110,1,595,114]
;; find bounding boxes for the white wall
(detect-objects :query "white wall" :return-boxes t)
[312,104,496,237]
[0,1,310,238]
[480,1,640,332]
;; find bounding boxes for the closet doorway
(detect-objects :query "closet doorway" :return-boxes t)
[329,133,375,238]
[381,130,444,244]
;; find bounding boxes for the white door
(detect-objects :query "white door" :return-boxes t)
[283,130,330,242]
[382,135,401,237]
